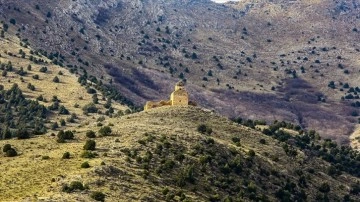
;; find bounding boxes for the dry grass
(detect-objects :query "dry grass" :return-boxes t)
[0,35,128,130]
[0,34,129,201]
[0,105,359,201]
[350,125,360,150]
[0,135,102,201]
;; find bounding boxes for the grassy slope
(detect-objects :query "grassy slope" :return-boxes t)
[0,31,128,127]
[0,32,128,201]
[1,106,359,201]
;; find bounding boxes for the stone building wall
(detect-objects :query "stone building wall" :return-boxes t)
[144,82,189,111]
[170,89,188,106]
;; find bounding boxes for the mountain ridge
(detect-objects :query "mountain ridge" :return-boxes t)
[0,0,359,143]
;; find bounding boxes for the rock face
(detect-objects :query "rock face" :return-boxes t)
[1,0,360,142]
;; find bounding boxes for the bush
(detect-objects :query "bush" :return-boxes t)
[60,119,66,126]
[350,183,360,194]
[232,137,240,143]
[87,88,97,94]
[57,137,65,143]
[51,122,59,130]
[319,182,330,193]
[66,116,76,123]
[42,155,50,160]
[176,165,195,187]
[59,130,73,139]
[82,103,98,113]
[2,70,7,77]
[327,165,339,176]
[81,151,97,158]
[86,130,96,138]
[39,66,47,73]
[62,152,70,159]
[57,130,74,143]
[32,74,39,79]
[17,129,30,139]
[207,128,213,135]
[5,148,17,157]
[191,52,198,59]
[2,144,12,153]
[98,126,112,136]
[2,144,17,157]
[83,140,96,150]
[36,95,44,101]
[259,139,266,144]
[62,181,85,193]
[162,187,170,195]
[248,150,256,157]
[197,124,212,135]
[9,18,16,25]
[97,116,105,122]
[58,105,69,115]
[351,111,359,117]
[71,181,85,190]
[27,83,35,91]
[53,76,60,83]
[91,191,106,201]
[81,161,90,168]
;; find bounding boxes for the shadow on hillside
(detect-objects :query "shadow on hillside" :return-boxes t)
[192,78,355,144]
[104,63,161,99]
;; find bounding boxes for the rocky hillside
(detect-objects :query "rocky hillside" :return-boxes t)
[0,33,359,201]
[1,106,360,201]
[0,0,359,142]
[0,32,129,140]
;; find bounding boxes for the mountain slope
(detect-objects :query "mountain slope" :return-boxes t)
[1,3,360,201]
[0,1,359,142]
[1,106,360,201]
[0,33,129,139]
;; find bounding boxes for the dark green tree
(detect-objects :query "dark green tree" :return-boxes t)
[91,191,106,202]
[86,130,96,138]
[2,144,12,152]
[98,126,112,136]
[83,140,96,150]
[53,76,60,83]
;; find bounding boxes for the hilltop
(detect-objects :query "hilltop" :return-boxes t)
[0,0,359,143]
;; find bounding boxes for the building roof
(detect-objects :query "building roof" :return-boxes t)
[176,81,185,87]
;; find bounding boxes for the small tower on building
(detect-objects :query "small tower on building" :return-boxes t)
[170,81,189,106]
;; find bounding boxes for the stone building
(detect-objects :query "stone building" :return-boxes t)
[144,81,190,110]
[170,81,189,106]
